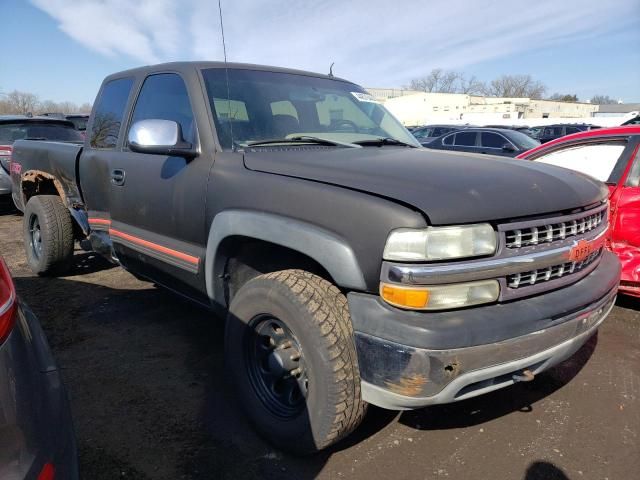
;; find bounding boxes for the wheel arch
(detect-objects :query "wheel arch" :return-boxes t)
[205,210,367,308]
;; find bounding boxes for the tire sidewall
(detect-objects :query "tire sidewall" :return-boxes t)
[23,197,50,273]
[225,277,337,453]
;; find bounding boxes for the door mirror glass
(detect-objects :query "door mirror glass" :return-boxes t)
[128,119,197,158]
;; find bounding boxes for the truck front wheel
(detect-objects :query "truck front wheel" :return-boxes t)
[23,195,74,275]
[224,269,367,454]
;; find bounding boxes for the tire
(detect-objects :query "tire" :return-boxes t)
[23,195,74,275]
[225,269,367,454]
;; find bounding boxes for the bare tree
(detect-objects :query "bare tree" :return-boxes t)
[485,75,547,99]
[2,90,40,114]
[457,74,486,95]
[590,95,617,105]
[548,93,579,102]
[409,69,460,93]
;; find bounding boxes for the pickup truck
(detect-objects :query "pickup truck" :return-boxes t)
[10,62,621,454]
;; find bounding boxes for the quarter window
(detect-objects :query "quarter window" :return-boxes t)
[90,77,133,149]
[129,73,196,144]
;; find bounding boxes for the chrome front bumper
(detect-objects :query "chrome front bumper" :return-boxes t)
[356,288,617,410]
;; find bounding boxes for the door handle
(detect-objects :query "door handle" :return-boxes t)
[111,169,126,186]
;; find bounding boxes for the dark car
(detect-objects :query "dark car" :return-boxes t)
[0,116,83,204]
[424,127,540,156]
[0,256,78,478]
[10,61,619,453]
[534,124,600,143]
[41,113,90,132]
[484,124,536,137]
[411,124,466,145]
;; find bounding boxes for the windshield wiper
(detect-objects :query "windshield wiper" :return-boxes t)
[246,136,359,148]
[352,137,418,148]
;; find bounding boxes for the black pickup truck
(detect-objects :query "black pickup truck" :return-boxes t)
[10,62,620,453]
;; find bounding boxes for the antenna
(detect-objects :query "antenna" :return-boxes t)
[218,0,234,150]
[328,62,335,77]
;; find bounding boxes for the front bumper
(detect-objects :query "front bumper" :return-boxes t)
[349,250,620,410]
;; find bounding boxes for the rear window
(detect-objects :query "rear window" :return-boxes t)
[0,122,84,143]
[68,117,88,131]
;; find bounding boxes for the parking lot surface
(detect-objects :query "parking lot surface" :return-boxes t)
[1,206,638,479]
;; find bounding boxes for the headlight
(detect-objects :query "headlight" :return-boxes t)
[383,224,497,261]
[380,280,500,310]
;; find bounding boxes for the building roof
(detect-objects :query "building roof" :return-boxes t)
[597,103,640,114]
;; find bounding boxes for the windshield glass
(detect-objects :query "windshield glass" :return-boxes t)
[202,68,420,149]
[509,130,541,149]
[68,117,88,131]
[0,122,84,143]
[534,142,627,183]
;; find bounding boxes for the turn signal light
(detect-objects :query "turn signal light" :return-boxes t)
[380,279,500,310]
[380,284,430,309]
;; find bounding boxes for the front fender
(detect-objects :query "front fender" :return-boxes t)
[205,210,367,305]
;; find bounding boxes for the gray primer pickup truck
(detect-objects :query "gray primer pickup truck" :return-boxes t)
[10,62,620,453]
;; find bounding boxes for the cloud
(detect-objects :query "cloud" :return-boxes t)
[31,0,639,86]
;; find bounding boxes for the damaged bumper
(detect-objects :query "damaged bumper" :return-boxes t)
[348,250,620,410]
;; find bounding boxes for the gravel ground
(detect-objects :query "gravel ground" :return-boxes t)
[1,203,638,479]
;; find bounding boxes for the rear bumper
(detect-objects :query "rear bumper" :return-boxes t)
[348,250,621,410]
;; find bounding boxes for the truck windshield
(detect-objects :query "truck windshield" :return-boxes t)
[0,122,84,143]
[202,68,420,150]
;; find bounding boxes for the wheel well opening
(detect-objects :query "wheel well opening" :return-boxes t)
[220,237,335,304]
[21,171,64,205]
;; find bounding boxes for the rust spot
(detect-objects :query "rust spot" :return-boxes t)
[385,373,428,397]
[21,170,67,204]
[443,361,460,377]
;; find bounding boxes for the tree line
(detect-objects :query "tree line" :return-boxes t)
[407,69,617,104]
[0,90,92,115]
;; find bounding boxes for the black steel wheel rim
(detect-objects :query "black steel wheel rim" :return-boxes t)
[28,213,42,260]
[245,314,308,418]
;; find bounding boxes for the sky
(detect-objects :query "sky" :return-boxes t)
[1,0,639,105]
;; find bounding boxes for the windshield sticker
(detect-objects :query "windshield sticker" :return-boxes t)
[351,92,379,103]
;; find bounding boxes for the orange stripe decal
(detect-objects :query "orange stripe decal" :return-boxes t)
[88,218,112,226]
[108,228,200,266]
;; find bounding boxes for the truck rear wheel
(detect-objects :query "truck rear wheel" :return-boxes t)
[224,269,367,454]
[23,195,74,276]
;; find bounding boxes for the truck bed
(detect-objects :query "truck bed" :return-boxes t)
[11,140,84,212]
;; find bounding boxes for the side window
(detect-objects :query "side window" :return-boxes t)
[90,77,133,149]
[129,73,196,144]
[480,132,505,148]
[442,134,454,145]
[534,142,627,182]
[454,131,477,146]
[565,126,581,134]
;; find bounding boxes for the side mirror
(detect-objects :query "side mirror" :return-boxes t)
[128,119,197,158]
[502,142,516,152]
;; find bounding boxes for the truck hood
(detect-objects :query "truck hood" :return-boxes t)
[243,147,608,225]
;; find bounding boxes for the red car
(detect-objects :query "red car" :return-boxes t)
[518,126,640,296]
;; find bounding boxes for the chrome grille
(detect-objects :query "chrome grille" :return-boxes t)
[507,249,601,289]
[505,210,606,249]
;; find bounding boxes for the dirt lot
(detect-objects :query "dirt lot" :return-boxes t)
[1,204,639,480]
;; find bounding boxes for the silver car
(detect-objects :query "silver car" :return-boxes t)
[0,256,78,479]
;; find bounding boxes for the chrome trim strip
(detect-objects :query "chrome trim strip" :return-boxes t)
[383,228,607,285]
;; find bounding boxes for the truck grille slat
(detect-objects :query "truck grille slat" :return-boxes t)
[505,210,605,248]
[507,249,601,289]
